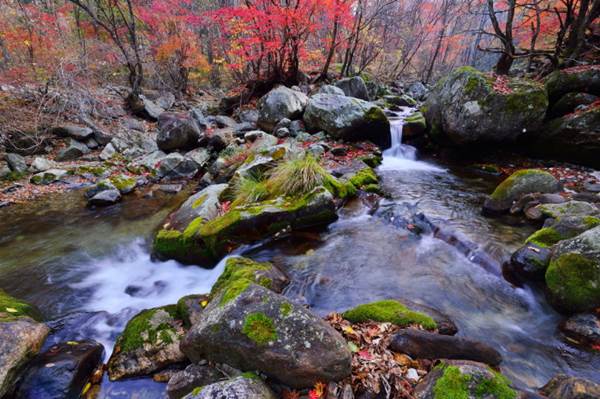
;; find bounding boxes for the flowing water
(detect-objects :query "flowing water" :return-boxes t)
[0,111,599,396]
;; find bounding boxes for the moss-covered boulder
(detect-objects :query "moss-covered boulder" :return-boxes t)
[414,360,517,399]
[176,294,209,328]
[107,305,186,380]
[303,94,391,148]
[403,111,427,138]
[181,284,352,388]
[548,92,598,118]
[509,243,552,281]
[0,290,49,398]
[531,105,600,168]
[538,201,599,220]
[30,169,68,185]
[483,169,560,215]
[109,174,138,194]
[423,66,548,145]
[545,226,600,313]
[154,186,337,266]
[342,300,437,330]
[182,375,277,399]
[545,65,600,105]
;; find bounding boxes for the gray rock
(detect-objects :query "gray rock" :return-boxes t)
[317,85,345,96]
[257,86,308,131]
[158,153,199,180]
[509,243,551,281]
[85,138,99,149]
[129,150,167,173]
[238,109,259,125]
[406,81,429,101]
[186,148,211,169]
[389,329,502,366]
[158,112,202,152]
[5,153,27,173]
[540,374,600,399]
[107,306,186,380]
[538,201,598,219]
[51,125,94,141]
[549,92,598,118]
[159,184,183,193]
[13,340,104,399]
[181,284,352,388]
[560,313,600,350]
[183,376,277,399]
[384,94,417,107]
[84,179,117,200]
[0,318,49,398]
[167,364,224,399]
[88,189,121,206]
[167,184,228,231]
[209,115,238,128]
[335,76,370,100]
[307,144,326,157]
[288,120,305,136]
[30,169,67,185]
[274,127,290,138]
[0,162,10,179]
[93,130,112,146]
[56,139,90,161]
[303,94,390,148]
[129,94,165,121]
[244,131,278,152]
[155,92,176,110]
[99,143,117,161]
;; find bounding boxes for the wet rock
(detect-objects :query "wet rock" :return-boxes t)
[181,284,351,388]
[389,329,502,366]
[384,94,417,107]
[163,184,228,232]
[56,139,90,161]
[545,226,600,313]
[317,84,345,96]
[0,290,49,398]
[158,153,199,180]
[85,179,118,199]
[303,94,391,148]
[5,153,27,173]
[540,374,600,398]
[424,66,548,145]
[157,112,202,152]
[88,189,121,206]
[107,305,186,380]
[176,294,209,328]
[483,169,561,215]
[50,125,94,141]
[154,187,337,266]
[399,299,458,335]
[403,111,427,138]
[13,340,104,399]
[336,76,370,100]
[29,157,56,173]
[342,300,437,330]
[166,363,224,399]
[413,360,516,399]
[559,312,600,350]
[159,184,184,194]
[183,375,277,399]
[509,243,551,281]
[257,86,308,132]
[30,168,67,185]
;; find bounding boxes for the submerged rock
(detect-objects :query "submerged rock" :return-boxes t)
[482,169,560,215]
[181,284,352,388]
[107,305,186,380]
[540,374,600,399]
[559,312,600,350]
[424,66,547,145]
[166,363,224,399]
[13,340,104,399]
[182,375,277,399]
[257,86,308,132]
[0,290,48,398]
[389,329,502,366]
[303,94,391,148]
[335,76,370,100]
[413,360,517,399]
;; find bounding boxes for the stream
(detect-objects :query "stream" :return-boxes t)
[1,109,599,397]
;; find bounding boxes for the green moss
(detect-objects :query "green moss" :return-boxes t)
[2,170,26,181]
[211,257,273,305]
[116,305,180,353]
[192,194,208,209]
[76,165,107,176]
[280,302,292,317]
[545,253,600,312]
[526,227,563,248]
[242,312,277,345]
[475,370,517,399]
[349,167,378,189]
[190,386,204,395]
[323,175,357,199]
[360,154,382,168]
[0,290,42,322]
[433,365,471,399]
[153,229,194,259]
[241,371,260,380]
[583,216,600,229]
[490,169,553,201]
[342,300,437,330]
[364,106,389,124]
[109,175,136,192]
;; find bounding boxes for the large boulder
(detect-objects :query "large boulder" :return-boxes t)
[50,125,94,141]
[157,112,202,152]
[413,360,517,399]
[181,284,352,388]
[545,65,600,104]
[303,94,391,148]
[423,66,548,144]
[165,184,228,232]
[107,305,186,380]
[182,375,277,399]
[483,169,561,215]
[531,105,600,168]
[540,374,600,399]
[317,85,345,96]
[166,363,224,399]
[257,86,308,131]
[545,226,600,313]
[154,187,337,266]
[548,92,598,118]
[0,290,49,398]
[13,340,104,399]
[406,81,429,101]
[335,76,370,100]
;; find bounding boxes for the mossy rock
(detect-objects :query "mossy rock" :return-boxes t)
[549,92,598,118]
[545,66,600,104]
[342,299,437,330]
[107,305,186,380]
[415,360,517,399]
[538,201,598,219]
[403,111,427,138]
[109,174,137,194]
[526,227,564,248]
[177,294,210,327]
[545,226,600,313]
[210,256,289,305]
[183,375,277,399]
[0,290,43,322]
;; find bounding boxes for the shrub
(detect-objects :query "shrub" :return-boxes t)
[267,154,329,197]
